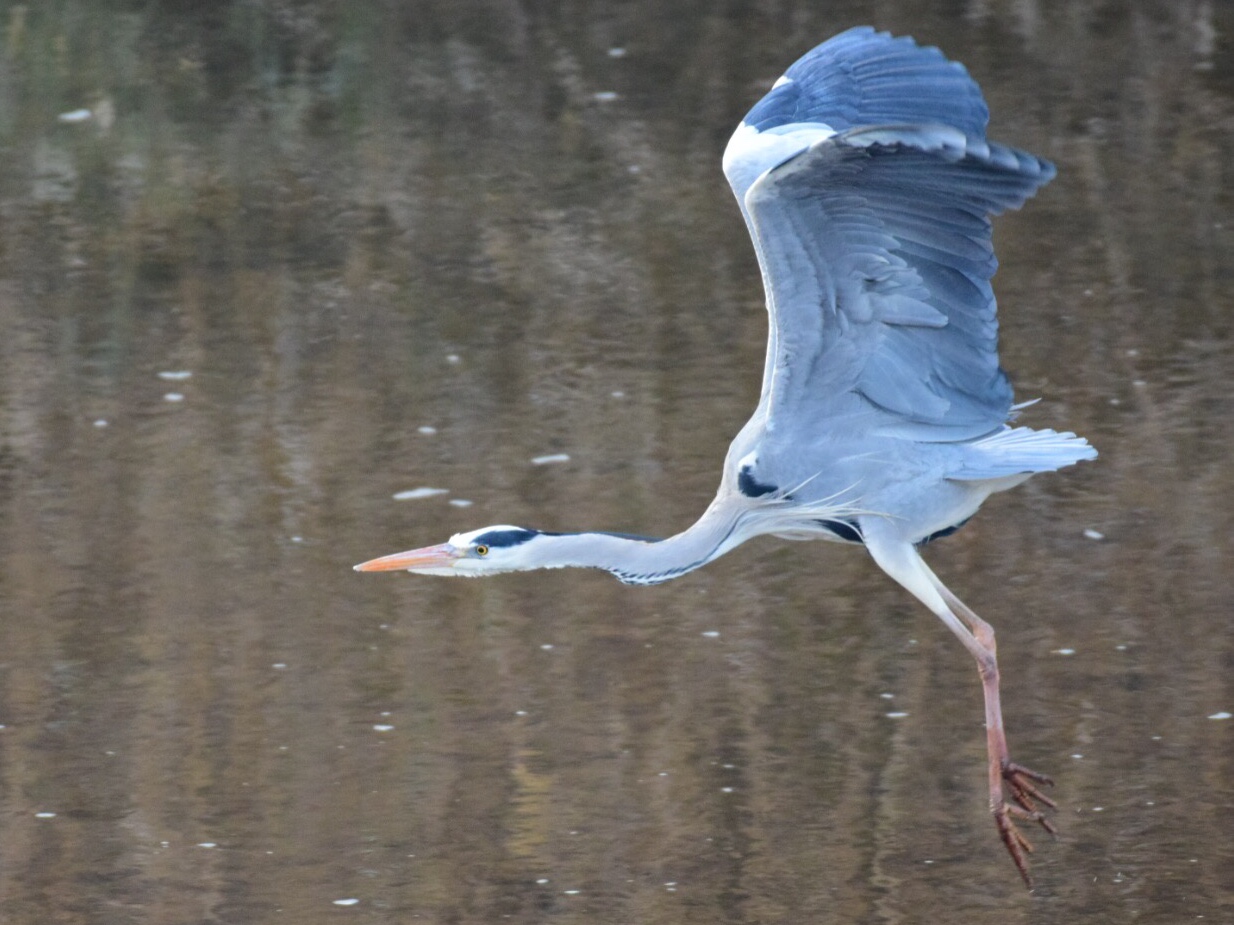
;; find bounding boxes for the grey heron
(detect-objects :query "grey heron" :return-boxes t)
[357,27,1096,887]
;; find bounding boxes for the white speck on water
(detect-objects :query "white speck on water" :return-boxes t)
[393,487,449,500]
[158,370,192,381]
[1132,379,1147,387]
[417,425,437,435]
[163,392,184,402]
[514,710,527,716]
[611,390,625,398]
[448,498,473,508]
[720,787,734,793]
[540,644,554,651]
[1146,801,1155,806]
[1208,711,1232,720]
[536,878,549,884]
[1083,528,1105,540]
[1092,806,1104,812]
[58,108,93,123]
[563,889,581,895]
[1126,348,1140,357]
[885,711,909,719]
[373,724,394,732]
[607,47,627,58]
[272,663,287,670]
[197,842,217,848]
[593,91,619,102]
[880,692,894,699]
[290,536,303,543]
[701,630,720,638]
[1072,753,1084,759]
[658,771,668,777]
[923,859,934,865]
[531,453,570,465]
[1055,648,1076,656]
[1151,735,1162,741]
[35,812,56,819]
[1115,644,1127,651]
[445,354,461,364]
[93,418,108,428]
[332,898,359,906]
[627,164,641,174]
[380,711,391,717]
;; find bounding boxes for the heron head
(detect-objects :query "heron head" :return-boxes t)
[354,525,544,577]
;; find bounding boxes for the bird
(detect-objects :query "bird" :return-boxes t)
[356,26,1096,887]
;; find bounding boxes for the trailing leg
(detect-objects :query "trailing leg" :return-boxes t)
[863,526,1056,887]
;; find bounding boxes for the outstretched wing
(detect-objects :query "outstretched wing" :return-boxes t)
[723,27,1055,442]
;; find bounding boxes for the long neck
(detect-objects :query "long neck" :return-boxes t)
[536,501,746,585]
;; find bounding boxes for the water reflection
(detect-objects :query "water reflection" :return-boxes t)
[0,2,1230,922]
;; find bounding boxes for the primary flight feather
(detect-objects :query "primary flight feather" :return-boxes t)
[357,27,1096,886]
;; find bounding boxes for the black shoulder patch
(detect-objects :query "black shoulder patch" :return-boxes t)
[473,528,538,548]
[738,465,777,498]
[917,517,972,546]
[818,518,863,544]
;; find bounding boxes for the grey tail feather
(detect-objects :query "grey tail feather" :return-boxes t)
[950,426,1097,480]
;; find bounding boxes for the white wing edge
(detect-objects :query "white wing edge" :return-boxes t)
[722,120,838,210]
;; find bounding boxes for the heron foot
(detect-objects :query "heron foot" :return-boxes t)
[994,761,1057,888]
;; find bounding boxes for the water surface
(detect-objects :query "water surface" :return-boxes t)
[0,2,1230,922]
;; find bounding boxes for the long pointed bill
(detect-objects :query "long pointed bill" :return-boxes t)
[353,543,461,573]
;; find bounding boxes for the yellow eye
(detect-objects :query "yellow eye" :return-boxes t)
[474,545,489,557]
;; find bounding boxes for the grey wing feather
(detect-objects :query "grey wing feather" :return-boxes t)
[739,26,988,140]
[724,29,1055,443]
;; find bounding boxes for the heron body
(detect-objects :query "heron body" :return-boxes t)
[358,27,1095,886]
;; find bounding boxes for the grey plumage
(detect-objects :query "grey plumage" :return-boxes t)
[357,27,1095,887]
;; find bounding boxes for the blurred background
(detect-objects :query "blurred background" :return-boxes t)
[0,1,1230,922]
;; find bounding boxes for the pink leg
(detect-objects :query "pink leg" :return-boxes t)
[864,531,1056,888]
[935,583,1056,886]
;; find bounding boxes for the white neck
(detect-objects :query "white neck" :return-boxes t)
[532,501,747,585]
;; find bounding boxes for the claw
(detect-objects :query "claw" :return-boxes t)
[994,761,1057,888]
[1007,762,1055,796]
[1006,764,1058,815]
[994,804,1036,888]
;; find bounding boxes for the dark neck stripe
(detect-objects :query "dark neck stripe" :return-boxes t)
[473,528,538,548]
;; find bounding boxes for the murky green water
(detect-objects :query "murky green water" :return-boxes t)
[0,2,1230,922]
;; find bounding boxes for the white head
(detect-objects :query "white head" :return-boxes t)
[354,525,554,577]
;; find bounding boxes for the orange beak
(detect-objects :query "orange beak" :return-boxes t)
[353,543,461,572]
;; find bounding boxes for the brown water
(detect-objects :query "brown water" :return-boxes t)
[0,2,1231,922]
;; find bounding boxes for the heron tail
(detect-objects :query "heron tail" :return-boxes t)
[949,425,1097,480]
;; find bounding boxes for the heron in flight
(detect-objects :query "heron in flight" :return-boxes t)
[357,27,1096,886]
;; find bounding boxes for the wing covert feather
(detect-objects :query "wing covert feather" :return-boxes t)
[724,29,1056,441]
